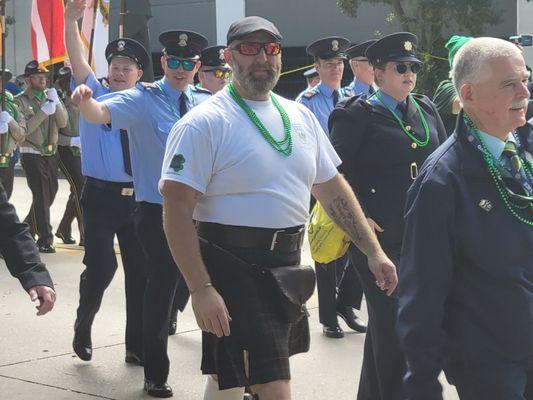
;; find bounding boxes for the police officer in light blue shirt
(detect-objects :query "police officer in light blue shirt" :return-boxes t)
[64,2,149,372]
[297,36,367,339]
[345,39,378,98]
[71,29,210,398]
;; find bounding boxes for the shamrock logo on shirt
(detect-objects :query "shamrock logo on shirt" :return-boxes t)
[170,154,186,173]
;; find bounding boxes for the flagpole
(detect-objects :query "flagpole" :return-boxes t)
[46,0,55,155]
[119,0,125,39]
[1,0,7,162]
[88,0,98,67]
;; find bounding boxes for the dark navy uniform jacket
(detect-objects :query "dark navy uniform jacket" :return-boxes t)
[0,184,53,291]
[329,93,447,254]
[397,113,533,399]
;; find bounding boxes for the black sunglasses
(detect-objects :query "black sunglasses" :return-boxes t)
[231,42,281,56]
[395,63,420,74]
[166,57,198,71]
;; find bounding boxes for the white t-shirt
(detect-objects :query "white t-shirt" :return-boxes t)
[160,88,341,228]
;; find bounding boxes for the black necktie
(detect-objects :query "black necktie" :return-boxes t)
[397,101,408,118]
[368,85,375,95]
[179,92,189,117]
[119,129,132,176]
[333,90,339,107]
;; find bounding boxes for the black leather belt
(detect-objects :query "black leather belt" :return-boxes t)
[86,177,134,196]
[197,222,305,254]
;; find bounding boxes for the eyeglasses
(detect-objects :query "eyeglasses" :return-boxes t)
[166,57,198,71]
[203,69,232,79]
[231,42,281,56]
[395,63,420,74]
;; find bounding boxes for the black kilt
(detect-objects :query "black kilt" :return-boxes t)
[199,236,310,390]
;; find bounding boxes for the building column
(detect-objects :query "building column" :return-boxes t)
[216,0,245,45]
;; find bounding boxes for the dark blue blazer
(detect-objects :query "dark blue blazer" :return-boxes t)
[398,112,533,399]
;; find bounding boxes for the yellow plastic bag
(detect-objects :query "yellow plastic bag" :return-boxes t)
[308,201,351,264]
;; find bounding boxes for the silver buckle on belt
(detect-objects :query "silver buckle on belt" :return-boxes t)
[121,187,134,196]
[270,230,284,251]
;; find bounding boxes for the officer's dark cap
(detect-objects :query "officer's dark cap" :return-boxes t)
[159,30,208,58]
[346,39,377,60]
[303,67,318,78]
[200,45,230,68]
[226,16,282,46]
[366,32,421,66]
[0,68,13,82]
[306,36,350,60]
[105,38,150,70]
[24,60,48,77]
[55,66,72,82]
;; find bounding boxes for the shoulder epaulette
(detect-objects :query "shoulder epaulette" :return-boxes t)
[138,81,157,91]
[98,77,110,89]
[303,88,318,99]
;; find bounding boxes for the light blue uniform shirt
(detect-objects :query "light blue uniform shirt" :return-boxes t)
[369,90,406,120]
[346,79,374,97]
[76,73,133,182]
[296,81,352,135]
[102,77,211,204]
[478,130,518,175]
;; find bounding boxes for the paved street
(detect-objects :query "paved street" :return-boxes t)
[0,176,460,399]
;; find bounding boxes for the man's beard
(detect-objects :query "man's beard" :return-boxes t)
[233,60,280,96]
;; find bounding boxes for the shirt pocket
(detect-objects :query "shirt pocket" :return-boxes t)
[157,121,174,136]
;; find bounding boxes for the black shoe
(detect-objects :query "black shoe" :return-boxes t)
[322,324,344,339]
[55,231,76,244]
[78,239,84,247]
[38,244,56,254]
[72,329,92,361]
[337,306,367,333]
[125,350,144,366]
[168,317,177,336]
[143,380,173,398]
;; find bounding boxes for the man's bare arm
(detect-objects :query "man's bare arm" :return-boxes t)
[71,84,111,124]
[312,173,398,294]
[65,0,93,85]
[161,180,231,338]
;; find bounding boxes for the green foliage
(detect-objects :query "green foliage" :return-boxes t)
[336,0,501,95]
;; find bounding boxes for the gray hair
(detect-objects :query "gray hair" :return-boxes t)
[451,37,522,93]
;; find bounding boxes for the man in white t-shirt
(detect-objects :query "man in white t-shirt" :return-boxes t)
[159,17,397,400]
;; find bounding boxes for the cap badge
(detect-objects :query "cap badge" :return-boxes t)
[117,40,125,52]
[219,48,225,61]
[331,40,339,51]
[178,33,188,47]
[404,41,413,51]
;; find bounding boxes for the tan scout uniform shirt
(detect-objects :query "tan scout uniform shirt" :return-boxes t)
[0,91,27,157]
[15,88,68,154]
[57,92,80,147]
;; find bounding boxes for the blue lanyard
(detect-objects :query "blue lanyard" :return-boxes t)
[153,80,195,119]
[464,116,533,196]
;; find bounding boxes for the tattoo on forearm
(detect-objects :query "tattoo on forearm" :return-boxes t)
[327,196,363,243]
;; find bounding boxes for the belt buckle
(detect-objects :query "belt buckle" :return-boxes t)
[410,162,419,180]
[270,230,284,251]
[121,187,134,196]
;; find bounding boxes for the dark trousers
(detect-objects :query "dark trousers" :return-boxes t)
[57,145,85,243]
[170,278,190,320]
[21,153,58,246]
[447,356,533,400]
[134,202,185,383]
[348,246,406,400]
[0,157,15,199]
[316,254,364,326]
[75,178,146,354]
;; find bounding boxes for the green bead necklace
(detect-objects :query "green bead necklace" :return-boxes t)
[375,90,431,147]
[464,114,533,226]
[227,82,292,156]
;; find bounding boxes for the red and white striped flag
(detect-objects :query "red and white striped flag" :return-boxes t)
[80,0,110,79]
[30,0,67,69]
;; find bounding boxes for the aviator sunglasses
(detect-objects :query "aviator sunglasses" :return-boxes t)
[203,69,232,79]
[394,63,421,74]
[231,42,282,56]
[166,57,198,71]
